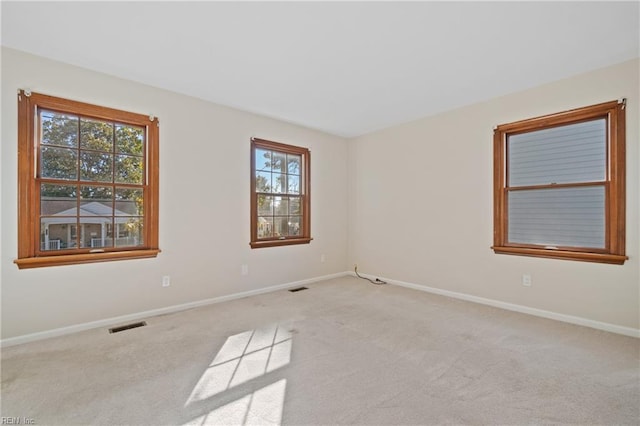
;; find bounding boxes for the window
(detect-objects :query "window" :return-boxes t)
[15,90,160,269]
[250,138,311,248]
[492,100,626,264]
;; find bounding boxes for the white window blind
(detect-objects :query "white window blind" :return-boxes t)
[506,118,607,249]
[508,187,605,248]
[507,119,606,187]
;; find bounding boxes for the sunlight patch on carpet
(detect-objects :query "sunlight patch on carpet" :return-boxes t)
[186,324,292,404]
[183,379,287,426]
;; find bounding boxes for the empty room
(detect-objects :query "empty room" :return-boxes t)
[1,2,638,425]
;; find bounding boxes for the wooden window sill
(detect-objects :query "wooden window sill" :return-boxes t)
[14,249,161,269]
[491,246,627,265]
[250,238,312,249]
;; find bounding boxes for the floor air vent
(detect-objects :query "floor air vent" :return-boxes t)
[289,286,308,292]
[109,321,147,334]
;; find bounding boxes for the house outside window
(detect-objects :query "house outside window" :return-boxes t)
[492,99,626,264]
[15,90,160,269]
[250,138,311,248]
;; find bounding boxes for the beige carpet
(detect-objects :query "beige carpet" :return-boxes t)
[1,276,639,425]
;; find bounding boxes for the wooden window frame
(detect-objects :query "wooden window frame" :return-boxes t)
[492,100,627,265]
[14,90,160,269]
[250,138,311,249]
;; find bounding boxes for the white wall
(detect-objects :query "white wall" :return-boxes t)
[1,47,349,339]
[348,58,639,330]
[2,48,638,341]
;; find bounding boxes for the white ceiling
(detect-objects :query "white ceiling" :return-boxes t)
[2,1,639,138]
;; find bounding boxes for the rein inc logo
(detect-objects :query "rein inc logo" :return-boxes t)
[1,418,35,425]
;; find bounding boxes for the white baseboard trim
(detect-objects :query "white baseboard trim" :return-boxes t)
[349,271,640,338]
[0,271,349,348]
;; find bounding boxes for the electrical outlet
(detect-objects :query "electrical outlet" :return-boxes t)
[162,276,171,287]
[522,274,532,287]
[241,264,249,275]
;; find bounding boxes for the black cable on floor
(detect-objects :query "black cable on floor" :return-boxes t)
[355,266,387,285]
